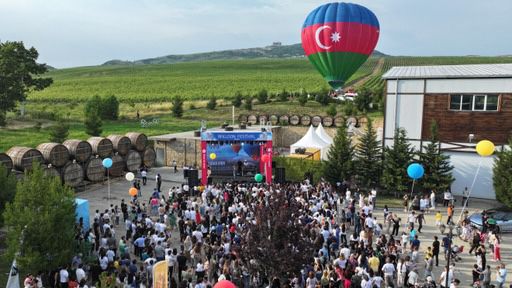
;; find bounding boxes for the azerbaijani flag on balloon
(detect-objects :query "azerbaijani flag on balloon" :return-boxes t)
[301,2,380,89]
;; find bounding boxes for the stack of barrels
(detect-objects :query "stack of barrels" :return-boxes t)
[239,114,368,128]
[0,132,156,189]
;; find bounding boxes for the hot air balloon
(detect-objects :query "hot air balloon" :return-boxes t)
[301,2,380,89]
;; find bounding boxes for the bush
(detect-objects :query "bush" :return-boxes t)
[343,101,356,116]
[278,89,289,102]
[257,89,268,104]
[326,104,337,117]
[315,92,330,106]
[207,97,217,110]
[49,120,70,143]
[171,96,184,118]
[298,94,308,106]
[232,92,243,107]
[244,96,253,111]
[84,111,102,136]
[101,95,119,120]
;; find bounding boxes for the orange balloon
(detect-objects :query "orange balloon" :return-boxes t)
[129,187,138,197]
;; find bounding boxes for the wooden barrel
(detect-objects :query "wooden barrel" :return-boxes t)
[0,153,13,172]
[322,116,334,127]
[358,116,368,128]
[346,117,358,127]
[300,115,311,126]
[125,132,148,152]
[334,116,346,127]
[84,157,105,182]
[289,115,300,126]
[141,147,156,168]
[247,115,257,125]
[109,154,125,177]
[6,147,43,171]
[269,115,279,125]
[278,115,289,125]
[61,161,84,187]
[258,115,268,125]
[238,114,248,123]
[311,116,322,127]
[124,150,142,172]
[88,137,113,158]
[63,140,92,163]
[37,143,70,168]
[42,164,60,178]
[107,135,132,156]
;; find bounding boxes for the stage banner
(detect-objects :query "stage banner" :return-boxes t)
[201,131,272,141]
[153,260,168,288]
[201,141,207,186]
[75,198,90,231]
[265,141,273,184]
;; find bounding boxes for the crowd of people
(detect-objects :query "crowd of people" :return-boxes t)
[26,170,508,288]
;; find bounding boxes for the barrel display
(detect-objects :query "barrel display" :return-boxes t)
[107,135,132,156]
[278,115,289,125]
[6,147,43,171]
[238,114,248,123]
[63,140,92,163]
[42,164,60,178]
[0,153,13,172]
[61,161,84,187]
[125,132,148,152]
[269,115,279,125]
[141,147,156,168]
[311,116,322,127]
[322,116,334,127]
[247,115,257,125]
[334,116,345,127]
[346,117,358,127]
[289,115,300,126]
[124,150,142,172]
[258,115,268,125]
[109,154,125,177]
[37,143,70,167]
[84,157,105,182]
[300,115,311,126]
[88,137,113,158]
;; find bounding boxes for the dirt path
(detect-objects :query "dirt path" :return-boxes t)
[346,57,385,90]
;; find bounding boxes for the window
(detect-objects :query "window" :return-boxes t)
[449,94,499,111]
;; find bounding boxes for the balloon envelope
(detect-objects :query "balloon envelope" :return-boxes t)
[476,140,495,156]
[254,173,263,182]
[213,280,236,288]
[261,154,270,163]
[125,172,135,181]
[210,153,217,160]
[407,163,424,180]
[129,187,138,197]
[102,158,113,169]
[183,185,189,191]
[301,2,380,89]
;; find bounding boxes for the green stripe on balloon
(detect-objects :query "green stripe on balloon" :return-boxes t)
[307,52,370,89]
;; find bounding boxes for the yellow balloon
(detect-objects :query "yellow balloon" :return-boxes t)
[209,153,217,160]
[476,140,495,156]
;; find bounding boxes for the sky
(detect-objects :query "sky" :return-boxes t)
[0,0,510,68]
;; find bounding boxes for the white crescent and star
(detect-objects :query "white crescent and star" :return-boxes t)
[314,25,341,50]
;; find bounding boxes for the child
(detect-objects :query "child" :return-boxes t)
[435,211,442,226]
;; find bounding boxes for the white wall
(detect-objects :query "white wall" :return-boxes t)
[426,78,512,93]
[396,94,424,139]
[446,151,496,199]
[385,94,396,138]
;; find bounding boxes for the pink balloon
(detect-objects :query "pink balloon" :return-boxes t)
[261,154,270,163]
[213,280,236,288]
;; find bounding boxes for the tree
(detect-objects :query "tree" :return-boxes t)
[494,138,512,208]
[298,93,308,106]
[240,190,314,283]
[256,89,268,104]
[84,110,103,136]
[323,124,355,184]
[278,89,289,102]
[419,121,454,193]
[4,164,76,273]
[0,165,16,227]
[206,96,217,110]
[49,120,70,143]
[354,86,372,113]
[355,118,382,189]
[244,96,253,111]
[84,95,103,117]
[0,41,53,126]
[343,101,356,116]
[381,128,414,197]
[315,90,330,106]
[101,95,119,120]
[326,104,337,117]
[171,96,184,118]
[232,91,243,108]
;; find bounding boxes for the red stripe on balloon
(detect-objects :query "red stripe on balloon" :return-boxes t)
[301,22,379,56]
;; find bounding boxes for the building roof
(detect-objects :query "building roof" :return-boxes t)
[382,63,512,79]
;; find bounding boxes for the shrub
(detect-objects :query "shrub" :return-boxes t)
[326,104,337,117]
[101,95,119,120]
[84,111,102,136]
[171,96,184,118]
[257,89,268,104]
[298,94,308,106]
[315,93,330,106]
[207,97,217,110]
[232,92,243,107]
[278,89,289,102]
[49,120,70,143]
[244,96,253,111]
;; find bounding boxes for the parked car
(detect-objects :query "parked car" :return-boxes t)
[468,207,512,233]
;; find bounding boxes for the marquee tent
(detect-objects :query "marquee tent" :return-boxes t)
[315,123,333,144]
[290,125,330,160]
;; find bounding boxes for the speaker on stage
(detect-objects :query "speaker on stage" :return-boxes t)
[271,161,276,168]
[183,168,190,178]
[188,169,199,187]
[207,177,213,185]
[275,167,285,184]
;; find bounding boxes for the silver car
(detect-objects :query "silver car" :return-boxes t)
[468,208,512,233]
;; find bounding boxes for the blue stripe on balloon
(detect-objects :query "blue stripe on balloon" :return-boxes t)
[303,2,379,29]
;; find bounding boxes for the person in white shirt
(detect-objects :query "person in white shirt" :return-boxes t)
[381,258,395,287]
[430,191,436,210]
[76,264,86,283]
[438,266,453,288]
[59,266,69,288]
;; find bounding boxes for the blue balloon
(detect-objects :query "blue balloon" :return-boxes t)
[102,158,113,169]
[407,163,424,180]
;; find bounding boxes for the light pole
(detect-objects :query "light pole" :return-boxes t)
[443,223,456,288]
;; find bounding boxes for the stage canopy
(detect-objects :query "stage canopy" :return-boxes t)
[290,125,330,160]
[315,123,333,144]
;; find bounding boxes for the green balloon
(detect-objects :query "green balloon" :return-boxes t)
[254,173,263,182]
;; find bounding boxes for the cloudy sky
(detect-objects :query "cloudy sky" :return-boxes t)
[0,0,510,68]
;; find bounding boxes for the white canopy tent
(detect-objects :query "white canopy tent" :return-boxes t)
[315,123,333,144]
[290,125,331,160]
